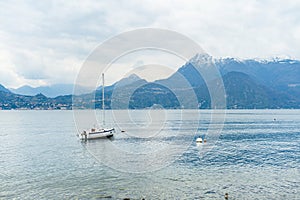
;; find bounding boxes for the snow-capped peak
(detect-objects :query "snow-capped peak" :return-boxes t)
[188,53,214,67]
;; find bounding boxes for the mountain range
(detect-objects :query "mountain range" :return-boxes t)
[1,54,300,109]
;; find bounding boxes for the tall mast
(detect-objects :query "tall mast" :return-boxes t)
[102,73,105,126]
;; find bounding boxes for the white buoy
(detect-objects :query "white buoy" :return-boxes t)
[196,137,203,143]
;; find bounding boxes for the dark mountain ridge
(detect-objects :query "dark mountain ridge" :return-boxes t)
[1,54,300,109]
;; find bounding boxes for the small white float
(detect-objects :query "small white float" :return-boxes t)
[196,137,203,143]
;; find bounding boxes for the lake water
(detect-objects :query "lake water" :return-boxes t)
[0,110,299,199]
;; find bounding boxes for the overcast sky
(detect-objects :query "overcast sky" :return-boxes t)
[1,0,300,88]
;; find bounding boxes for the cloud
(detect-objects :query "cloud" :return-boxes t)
[147,0,300,58]
[0,0,300,88]
[0,49,47,88]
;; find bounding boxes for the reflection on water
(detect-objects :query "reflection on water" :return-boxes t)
[0,110,299,199]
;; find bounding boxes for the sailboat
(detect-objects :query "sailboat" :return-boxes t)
[80,73,115,140]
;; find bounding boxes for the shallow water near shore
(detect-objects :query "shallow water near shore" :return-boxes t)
[0,110,299,199]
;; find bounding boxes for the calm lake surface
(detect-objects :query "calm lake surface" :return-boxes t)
[0,110,299,199]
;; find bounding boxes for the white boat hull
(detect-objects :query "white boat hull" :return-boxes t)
[80,128,114,140]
